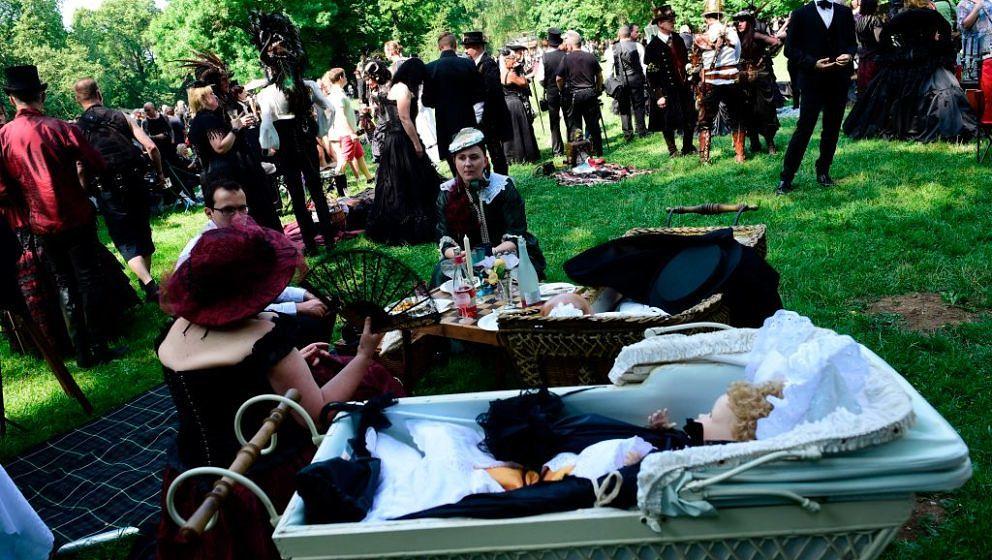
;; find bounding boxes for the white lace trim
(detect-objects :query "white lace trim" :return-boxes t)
[608,329,758,385]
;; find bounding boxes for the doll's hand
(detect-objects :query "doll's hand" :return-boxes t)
[648,408,676,430]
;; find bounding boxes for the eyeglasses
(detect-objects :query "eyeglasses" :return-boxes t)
[210,205,249,216]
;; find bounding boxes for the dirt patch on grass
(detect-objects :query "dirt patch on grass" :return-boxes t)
[868,293,978,332]
[898,496,948,541]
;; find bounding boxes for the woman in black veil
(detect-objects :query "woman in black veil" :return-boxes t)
[366,58,442,245]
[843,1,977,142]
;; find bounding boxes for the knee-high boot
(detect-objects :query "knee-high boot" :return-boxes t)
[699,129,712,164]
[733,130,747,163]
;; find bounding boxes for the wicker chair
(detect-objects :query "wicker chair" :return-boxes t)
[499,203,766,387]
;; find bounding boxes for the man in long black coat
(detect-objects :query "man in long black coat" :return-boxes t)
[643,6,697,157]
[424,32,486,174]
[463,31,513,175]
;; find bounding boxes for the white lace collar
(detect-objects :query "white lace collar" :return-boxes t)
[439,173,510,205]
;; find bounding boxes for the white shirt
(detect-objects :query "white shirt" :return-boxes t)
[257,80,333,150]
[701,22,741,86]
[175,221,308,315]
[328,84,358,140]
[815,0,835,28]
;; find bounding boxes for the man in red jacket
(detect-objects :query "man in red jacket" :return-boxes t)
[0,65,126,367]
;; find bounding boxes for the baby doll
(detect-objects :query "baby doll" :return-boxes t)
[649,381,784,443]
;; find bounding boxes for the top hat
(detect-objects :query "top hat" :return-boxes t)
[653,5,677,23]
[462,31,487,45]
[563,228,743,315]
[547,27,564,47]
[3,65,47,94]
[703,0,725,16]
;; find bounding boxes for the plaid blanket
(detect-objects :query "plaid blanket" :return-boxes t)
[5,384,177,547]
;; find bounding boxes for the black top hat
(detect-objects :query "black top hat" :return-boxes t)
[3,65,47,94]
[563,228,743,315]
[547,28,563,47]
[653,6,677,24]
[462,31,487,45]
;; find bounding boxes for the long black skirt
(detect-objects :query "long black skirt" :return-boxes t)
[365,127,441,246]
[502,94,540,163]
[844,63,977,142]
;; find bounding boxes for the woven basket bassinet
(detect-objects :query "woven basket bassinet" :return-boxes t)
[498,224,766,387]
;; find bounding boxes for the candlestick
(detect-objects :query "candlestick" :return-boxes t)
[463,235,474,283]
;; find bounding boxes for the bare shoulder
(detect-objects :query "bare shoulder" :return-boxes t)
[158,317,277,371]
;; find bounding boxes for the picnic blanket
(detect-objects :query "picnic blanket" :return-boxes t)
[5,384,177,548]
[553,163,652,186]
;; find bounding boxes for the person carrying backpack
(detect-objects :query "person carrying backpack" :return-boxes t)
[74,77,164,303]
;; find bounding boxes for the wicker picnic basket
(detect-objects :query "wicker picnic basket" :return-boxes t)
[499,203,766,387]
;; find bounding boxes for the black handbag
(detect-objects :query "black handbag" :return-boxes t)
[604,51,626,98]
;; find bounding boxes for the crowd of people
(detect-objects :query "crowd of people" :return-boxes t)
[0,1,988,557]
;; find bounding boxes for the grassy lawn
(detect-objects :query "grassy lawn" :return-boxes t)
[2,108,989,558]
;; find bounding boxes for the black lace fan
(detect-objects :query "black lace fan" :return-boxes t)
[303,249,440,332]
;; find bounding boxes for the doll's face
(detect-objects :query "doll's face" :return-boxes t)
[697,394,736,441]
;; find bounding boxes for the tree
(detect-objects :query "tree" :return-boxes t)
[72,0,166,109]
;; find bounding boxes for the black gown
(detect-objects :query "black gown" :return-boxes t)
[843,9,977,142]
[365,93,442,246]
[502,72,540,163]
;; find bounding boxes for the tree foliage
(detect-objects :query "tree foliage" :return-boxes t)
[3,0,809,119]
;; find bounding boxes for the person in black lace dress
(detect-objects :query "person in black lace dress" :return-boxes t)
[500,46,540,163]
[854,0,885,95]
[843,4,977,142]
[155,221,401,559]
[365,58,442,245]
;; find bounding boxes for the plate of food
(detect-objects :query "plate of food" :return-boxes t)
[539,282,577,298]
[386,296,436,317]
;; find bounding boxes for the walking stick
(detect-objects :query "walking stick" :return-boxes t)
[599,100,611,152]
[531,79,546,132]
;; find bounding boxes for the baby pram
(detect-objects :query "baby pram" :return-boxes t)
[261,325,970,559]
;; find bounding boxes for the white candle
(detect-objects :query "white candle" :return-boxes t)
[463,235,475,283]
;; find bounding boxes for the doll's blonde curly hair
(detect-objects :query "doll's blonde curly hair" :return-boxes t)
[726,381,784,441]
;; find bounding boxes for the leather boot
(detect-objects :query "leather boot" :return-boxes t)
[733,130,747,163]
[698,130,712,164]
[57,286,95,368]
[333,174,348,197]
[749,130,762,154]
[664,132,680,157]
[681,129,697,155]
[765,134,778,155]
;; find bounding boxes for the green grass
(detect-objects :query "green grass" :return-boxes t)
[5,108,990,559]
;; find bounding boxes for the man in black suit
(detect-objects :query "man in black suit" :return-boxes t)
[776,0,856,195]
[539,28,568,156]
[424,32,487,176]
[463,31,512,174]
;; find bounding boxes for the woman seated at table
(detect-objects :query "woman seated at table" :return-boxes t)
[434,127,545,285]
[155,220,402,560]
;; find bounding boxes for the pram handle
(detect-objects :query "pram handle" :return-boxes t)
[168,388,301,540]
[665,204,759,226]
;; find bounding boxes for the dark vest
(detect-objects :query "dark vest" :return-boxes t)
[77,105,144,170]
[542,49,567,92]
[615,40,645,85]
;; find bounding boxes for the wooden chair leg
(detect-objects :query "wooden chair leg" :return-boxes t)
[9,311,92,414]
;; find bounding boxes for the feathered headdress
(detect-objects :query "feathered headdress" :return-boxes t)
[247,11,312,125]
[177,51,232,89]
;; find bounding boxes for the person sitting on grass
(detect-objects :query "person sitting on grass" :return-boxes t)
[433,127,545,285]
[176,179,327,322]
[156,220,404,559]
